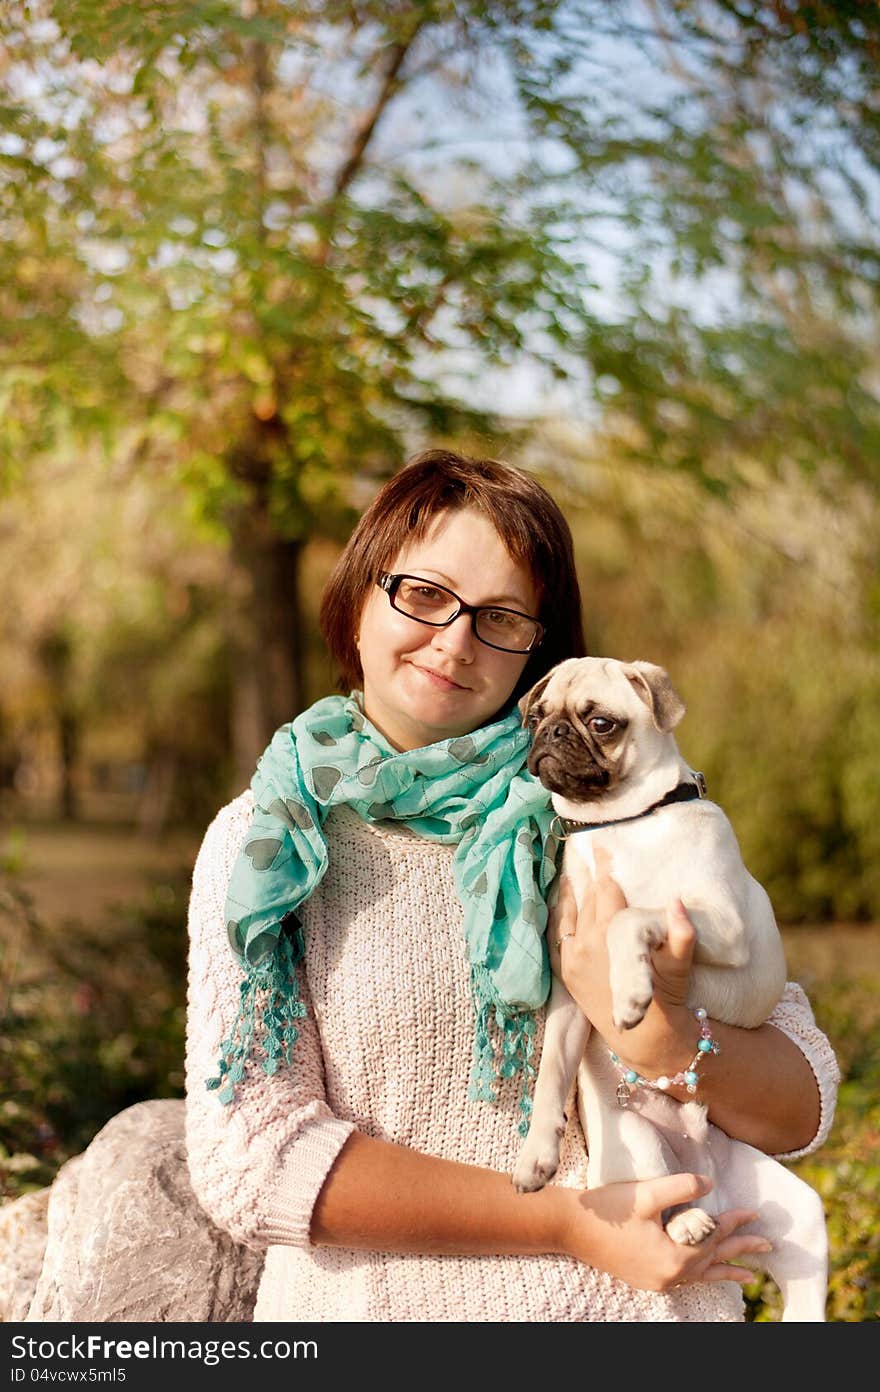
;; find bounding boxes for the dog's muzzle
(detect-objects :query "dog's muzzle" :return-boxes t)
[527,721,580,765]
[527,725,609,796]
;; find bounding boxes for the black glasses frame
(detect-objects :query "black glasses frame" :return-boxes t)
[376,571,545,654]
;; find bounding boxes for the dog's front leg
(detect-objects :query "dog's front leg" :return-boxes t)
[605,906,669,1031]
[513,975,590,1192]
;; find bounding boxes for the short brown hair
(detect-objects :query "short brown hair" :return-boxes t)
[319,449,586,708]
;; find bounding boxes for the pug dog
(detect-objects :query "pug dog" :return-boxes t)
[512,656,828,1322]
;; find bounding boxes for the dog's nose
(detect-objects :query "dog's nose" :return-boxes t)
[551,722,570,740]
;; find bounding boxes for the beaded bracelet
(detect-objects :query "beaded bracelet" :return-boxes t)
[609,1007,720,1110]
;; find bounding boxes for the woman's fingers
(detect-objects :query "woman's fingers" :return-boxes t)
[663,898,696,964]
[711,1206,762,1236]
[634,1179,771,1285]
[707,1210,770,1261]
[650,897,697,1010]
[553,874,579,930]
[548,875,578,973]
[634,1171,713,1220]
[698,1261,759,1284]
[593,870,627,925]
[687,1209,771,1285]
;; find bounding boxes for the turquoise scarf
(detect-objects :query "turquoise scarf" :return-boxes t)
[209,692,560,1134]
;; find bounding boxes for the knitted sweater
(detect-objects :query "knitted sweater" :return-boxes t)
[184,791,840,1323]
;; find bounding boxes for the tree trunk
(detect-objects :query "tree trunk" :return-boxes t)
[227,503,304,792]
[57,704,78,822]
[136,746,179,841]
[37,627,79,822]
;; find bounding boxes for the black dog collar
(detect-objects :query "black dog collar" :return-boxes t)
[551,772,707,840]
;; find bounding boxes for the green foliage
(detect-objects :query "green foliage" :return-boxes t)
[745,974,880,1323]
[0,875,188,1198]
[4,0,880,506]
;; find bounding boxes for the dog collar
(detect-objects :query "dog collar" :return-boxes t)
[551,772,707,840]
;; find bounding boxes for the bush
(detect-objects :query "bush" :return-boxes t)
[0,875,187,1199]
[744,975,880,1321]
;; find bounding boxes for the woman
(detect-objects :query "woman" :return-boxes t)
[185,449,838,1322]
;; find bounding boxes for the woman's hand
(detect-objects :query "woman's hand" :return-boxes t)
[558,1172,770,1291]
[548,852,700,1083]
[546,850,823,1156]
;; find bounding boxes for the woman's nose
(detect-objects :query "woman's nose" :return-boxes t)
[431,612,476,660]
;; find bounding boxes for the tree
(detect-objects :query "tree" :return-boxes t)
[2,1,879,783]
[0,448,231,823]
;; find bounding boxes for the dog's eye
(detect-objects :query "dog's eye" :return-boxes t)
[526,710,542,728]
[589,717,617,736]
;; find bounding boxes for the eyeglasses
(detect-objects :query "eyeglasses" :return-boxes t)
[377,572,545,654]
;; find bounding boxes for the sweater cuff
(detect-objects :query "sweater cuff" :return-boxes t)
[768,981,841,1163]
[255,1115,357,1247]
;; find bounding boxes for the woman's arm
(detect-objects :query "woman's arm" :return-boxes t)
[310,1129,769,1292]
[549,871,839,1156]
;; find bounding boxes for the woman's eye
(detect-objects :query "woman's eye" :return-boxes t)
[589,717,616,736]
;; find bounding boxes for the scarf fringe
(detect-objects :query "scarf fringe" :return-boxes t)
[206,930,306,1105]
[468,964,538,1137]
[209,944,540,1135]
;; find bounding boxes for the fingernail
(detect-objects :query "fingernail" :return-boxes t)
[755,1241,773,1253]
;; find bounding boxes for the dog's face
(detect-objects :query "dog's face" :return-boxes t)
[519,657,686,803]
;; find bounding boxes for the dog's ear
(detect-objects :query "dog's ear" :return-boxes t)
[623,661,686,732]
[518,672,553,726]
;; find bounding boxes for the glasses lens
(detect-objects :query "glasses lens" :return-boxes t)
[393,578,459,623]
[475,609,540,652]
[387,575,541,652]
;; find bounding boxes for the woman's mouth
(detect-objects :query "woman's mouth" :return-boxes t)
[412,665,469,692]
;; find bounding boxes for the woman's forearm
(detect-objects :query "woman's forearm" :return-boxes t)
[309,1129,568,1255]
[682,1019,820,1155]
[604,1000,822,1155]
[552,877,824,1157]
[309,1129,770,1292]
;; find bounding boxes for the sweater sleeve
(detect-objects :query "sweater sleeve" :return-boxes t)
[766,980,841,1162]
[184,792,357,1250]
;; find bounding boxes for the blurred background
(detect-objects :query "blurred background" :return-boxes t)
[1,0,878,1319]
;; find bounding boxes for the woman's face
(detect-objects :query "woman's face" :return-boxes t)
[356,507,539,751]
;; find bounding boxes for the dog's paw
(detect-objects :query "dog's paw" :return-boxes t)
[665,1208,717,1246]
[512,1156,559,1193]
[512,1127,564,1193]
[612,989,654,1032]
[610,948,655,1031]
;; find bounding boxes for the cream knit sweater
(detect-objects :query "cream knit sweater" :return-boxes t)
[184,791,840,1323]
